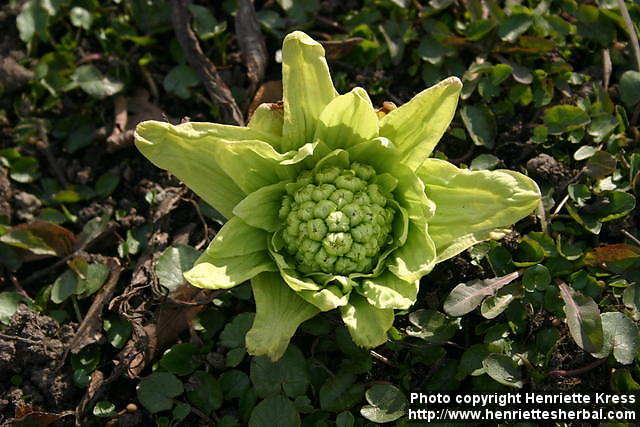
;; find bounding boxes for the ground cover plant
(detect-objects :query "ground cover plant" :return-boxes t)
[0,0,639,426]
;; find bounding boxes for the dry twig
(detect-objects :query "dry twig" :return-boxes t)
[548,358,607,378]
[106,95,132,152]
[63,257,123,359]
[235,0,268,100]
[170,0,244,125]
[616,0,640,71]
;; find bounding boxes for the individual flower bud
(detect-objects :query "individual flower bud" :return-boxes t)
[312,184,336,202]
[368,184,386,206]
[296,170,314,186]
[283,230,295,247]
[356,257,374,272]
[330,189,354,208]
[299,238,321,255]
[315,166,341,184]
[364,239,379,257]
[313,199,337,218]
[346,242,366,262]
[295,184,315,203]
[360,205,374,224]
[334,257,358,274]
[285,223,299,238]
[279,196,292,218]
[335,174,366,192]
[352,162,376,181]
[326,211,350,232]
[323,232,353,256]
[287,212,301,228]
[351,223,374,243]
[342,203,364,227]
[315,248,337,270]
[372,205,387,226]
[298,201,315,220]
[298,222,309,239]
[353,192,371,206]
[296,249,316,269]
[385,207,394,222]
[307,218,328,241]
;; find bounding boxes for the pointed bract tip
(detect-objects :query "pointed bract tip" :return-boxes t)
[134,120,170,147]
[443,76,463,88]
[283,30,317,46]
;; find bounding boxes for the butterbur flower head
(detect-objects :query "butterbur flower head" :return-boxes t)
[134,31,541,361]
[279,162,394,275]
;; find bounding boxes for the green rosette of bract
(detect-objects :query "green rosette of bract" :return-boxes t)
[134,31,541,361]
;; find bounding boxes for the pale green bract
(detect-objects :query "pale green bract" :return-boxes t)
[134,31,541,361]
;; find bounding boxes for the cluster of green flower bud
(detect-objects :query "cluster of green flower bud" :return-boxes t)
[278,162,395,275]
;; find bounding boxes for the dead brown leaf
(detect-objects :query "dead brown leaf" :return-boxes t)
[106,90,169,152]
[9,403,73,427]
[119,283,219,378]
[0,221,77,259]
[584,243,640,274]
[321,37,364,60]
[248,80,283,118]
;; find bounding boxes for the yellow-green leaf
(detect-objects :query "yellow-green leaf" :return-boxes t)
[246,272,319,361]
[233,182,288,232]
[315,87,378,149]
[281,31,338,152]
[379,77,462,170]
[135,121,281,218]
[184,251,276,290]
[418,158,540,263]
[340,293,393,348]
[359,271,419,310]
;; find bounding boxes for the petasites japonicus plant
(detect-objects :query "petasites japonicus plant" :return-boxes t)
[134,31,541,361]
